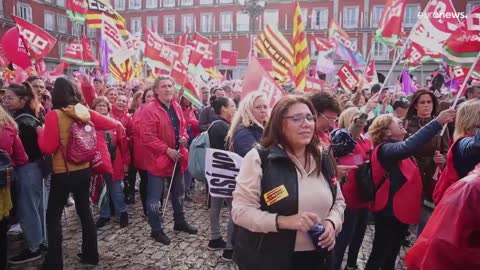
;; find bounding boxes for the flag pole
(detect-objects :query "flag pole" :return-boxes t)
[440,51,480,136]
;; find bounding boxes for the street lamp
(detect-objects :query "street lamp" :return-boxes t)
[240,0,267,34]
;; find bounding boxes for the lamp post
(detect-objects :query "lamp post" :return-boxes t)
[240,0,266,56]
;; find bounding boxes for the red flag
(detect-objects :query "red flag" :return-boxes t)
[177,33,188,46]
[144,29,184,72]
[48,61,68,78]
[313,37,336,54]
[220,50,238,67]
[364,57,378,85]
[257,58,273,72]
[337,63,360,91]
[376,0,407,47]
[0,46,9,67]
[242,57,285,108]
[305,77,325,92]
[12,15,57,61]
[191,32,216,68]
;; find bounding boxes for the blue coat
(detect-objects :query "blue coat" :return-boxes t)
[232,124,263,157]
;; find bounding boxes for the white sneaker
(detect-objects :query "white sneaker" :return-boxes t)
[7,223,23,236]
[66,197,75,207]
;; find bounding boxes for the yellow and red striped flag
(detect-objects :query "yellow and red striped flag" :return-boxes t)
[254,24,294,83]
[292,0,310,91]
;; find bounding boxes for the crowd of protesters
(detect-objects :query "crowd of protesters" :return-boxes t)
[0,72,479,270]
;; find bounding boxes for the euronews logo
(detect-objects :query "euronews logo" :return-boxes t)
[417,11,467,19]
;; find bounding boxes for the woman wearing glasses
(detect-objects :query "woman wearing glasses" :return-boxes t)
[403,89,450,235]
[232,95,345,270]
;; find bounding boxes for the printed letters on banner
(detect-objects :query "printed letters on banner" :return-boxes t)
[205,148,243,198]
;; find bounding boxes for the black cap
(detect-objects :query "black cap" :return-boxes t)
[392,97,410,110]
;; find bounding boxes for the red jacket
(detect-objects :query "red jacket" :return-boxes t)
[108,121,131,180]
[111,107,133,138]
[338,136,372,209]
[371,144,423,224]
[433,137,463,205]
[132,104,148,170]
[405,164,480,270]
[81,82,97,109]
[138,99,189,177]
[0,125,28,167]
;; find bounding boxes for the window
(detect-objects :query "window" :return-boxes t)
[343,6,359,28]
[264,10,279,29]
[312,8,328,30]
[467,1,480,13]
[87,27,97,38]
[58,41,67,57]
[115,0,126,10]
[131,17,142,34]
[219,0,233,3]
[201,13,213,33]
[44,11,55,31]
[301,8,308,28]
[164,16,175,34]
[236,12,249,31]
[129,0,141,9]
[403,4,419,27]
[182,15,194,33]
[371,6,384,27]
[90,42,97,58]
[56,0,65,7]
[72,22,82,36]
[310,40,317,59]
[146,16,158,32]
[219,40,232,57]
[350,38,358,52]
[221,13,232,32]
[163,0,175,7]
[181,0,193,6]
[373,41,388,60]
[57,15,67,33]
[146,0,158,9]
[200,0,213,4]
[17,3,32,22]
[0,0,3,18]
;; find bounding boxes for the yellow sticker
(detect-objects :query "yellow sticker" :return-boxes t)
[263,185,289,206]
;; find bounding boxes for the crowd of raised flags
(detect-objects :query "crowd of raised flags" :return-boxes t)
[0,0,479,112]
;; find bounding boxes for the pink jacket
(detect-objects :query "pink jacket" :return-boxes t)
[138,99,189,177]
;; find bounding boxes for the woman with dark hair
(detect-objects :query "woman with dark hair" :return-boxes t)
[232,95,346,270]
[36,77,117,270]
[206,96,237,260]
[403,89,450,235]
[2,82,47,265]
[142,88,155,104]
[180,97,199,201]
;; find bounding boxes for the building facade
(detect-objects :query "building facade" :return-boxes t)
[0,0,479,83]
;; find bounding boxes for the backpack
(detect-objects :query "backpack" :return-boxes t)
[0,150,13,188]
[188,120,221,182]
[63,121,97,164]
[104,131,117,162]
[355,151,388,202]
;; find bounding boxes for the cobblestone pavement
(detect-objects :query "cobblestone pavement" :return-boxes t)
[7,184,411,270]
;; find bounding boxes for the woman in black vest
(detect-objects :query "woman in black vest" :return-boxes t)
[232,95,346,270]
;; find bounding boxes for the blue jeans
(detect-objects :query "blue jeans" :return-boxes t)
[100,175,127,218]
[15,160,48,251]
[334,207,369,270]
[184,170,193,194]
[147,169,186,233]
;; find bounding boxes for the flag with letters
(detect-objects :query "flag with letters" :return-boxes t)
[336,63,360,91]
[66,0,87,23]
[12,15,57,61]
[375,0,407,47]
[85,0,127,34]
[328,19,366,67]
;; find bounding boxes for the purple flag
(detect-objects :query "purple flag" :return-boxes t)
[444,79,460,92]
[99,36,109,76]
[402,69,416,95]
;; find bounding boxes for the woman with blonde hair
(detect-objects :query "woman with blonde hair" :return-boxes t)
[433,99,480,204]
[364,108,456,270]
[226,92,268,157]
[0,105,28,270]
[332,107,372,270]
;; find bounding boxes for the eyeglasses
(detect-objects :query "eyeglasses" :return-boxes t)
[319,113,338,123]
[284,113,315,124]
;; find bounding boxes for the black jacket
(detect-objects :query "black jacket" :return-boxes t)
[13,110,43,162]
[233,146,337,270]
[207,118,230,150]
